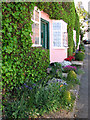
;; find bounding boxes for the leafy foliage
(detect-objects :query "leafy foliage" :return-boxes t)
[79,42,85,52]
[66,70,80,85]
[2,2,35,91]
[75,51,85,61]
[74,12,80,49]
[3,80,73,118]
[2,2,50,93]
[49,62,63,79]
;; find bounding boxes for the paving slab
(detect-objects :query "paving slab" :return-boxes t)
[74,45,88,119]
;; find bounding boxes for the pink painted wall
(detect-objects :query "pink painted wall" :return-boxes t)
[41,11,68,63]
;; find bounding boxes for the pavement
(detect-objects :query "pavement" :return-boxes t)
[74,44,89,119]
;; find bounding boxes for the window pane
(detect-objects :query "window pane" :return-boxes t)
[32,23,39,44]
[53,22,61,47]
[63,32,68,47]
[53,22,61,30]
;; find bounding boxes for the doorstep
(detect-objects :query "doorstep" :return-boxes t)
[71,61,83,66]
[62,73,68,77]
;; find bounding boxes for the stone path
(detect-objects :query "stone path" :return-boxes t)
[74,44,88,119]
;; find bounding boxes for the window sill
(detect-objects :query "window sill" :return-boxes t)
[32,44,42,47]
[53,46,69,49]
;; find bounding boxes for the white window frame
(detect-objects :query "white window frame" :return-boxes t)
[31,6,42,47]
[52,20,68,49]
[52,20,62,49]
[73,30,76,47]
[63,32,68,47]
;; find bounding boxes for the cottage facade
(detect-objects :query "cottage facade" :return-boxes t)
[31,6,68,63]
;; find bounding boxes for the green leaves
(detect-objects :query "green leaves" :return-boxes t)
[2,2,35,92]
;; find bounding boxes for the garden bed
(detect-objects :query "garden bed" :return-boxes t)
[39,73,83,119]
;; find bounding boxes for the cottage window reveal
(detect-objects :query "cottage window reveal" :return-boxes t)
[53,22,61,47]
[73,30,76,47]
[63,32,68,47]
[31,7,41,46]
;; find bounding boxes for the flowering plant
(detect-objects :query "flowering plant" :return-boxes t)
[60,60,72,67]
[64,56,75,61]
[63,65,77,72]
[73,53,75,56]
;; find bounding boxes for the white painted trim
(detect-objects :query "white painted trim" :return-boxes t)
[31,6,41,47]
[73,30,76,47]
[32,44,42,47]
[39,9,41,46]
[53,47,69,49]
[31,19,39,24]
[61,23,63,47]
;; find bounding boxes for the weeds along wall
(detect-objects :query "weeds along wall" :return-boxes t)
[36,2,80,56]
[2,2,50,92]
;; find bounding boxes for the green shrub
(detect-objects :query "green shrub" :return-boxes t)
[49,62,63,79]
[3,81,68,118]
[67,70,77,81]
[4,93,30,119]
[66,70,80,85]
[79,43,85,52]
[63,90,71,102]
[76,68,85,75]
[75,51,85,61]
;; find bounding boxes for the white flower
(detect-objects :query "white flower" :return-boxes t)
[60,60,72,67]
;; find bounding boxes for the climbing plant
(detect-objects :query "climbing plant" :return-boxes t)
[74,12,80,49]
[2,2,50,93]
[2,2,35,91]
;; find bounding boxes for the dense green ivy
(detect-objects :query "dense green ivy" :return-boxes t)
[2,2,35,91]
[74,12,80,49]
[36,2,80,56]
[2,2,50,93]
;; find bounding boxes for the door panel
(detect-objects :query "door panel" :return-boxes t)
[41,22,45,48]
[41,19,49,49]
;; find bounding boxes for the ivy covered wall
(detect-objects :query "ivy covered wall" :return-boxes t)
[74,12,80,49]
[2,2,50,92]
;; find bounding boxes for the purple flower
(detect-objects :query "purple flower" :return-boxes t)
[33,84,36,86]
[63,65,77,71]
[63,83,67,85]
[21,86,23,89]
[39,80,41,83]
[59,89,61,91]
[24,83,27,86]
[26,85,28,88]
[58,80,62,82]
[29,87,32,90]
